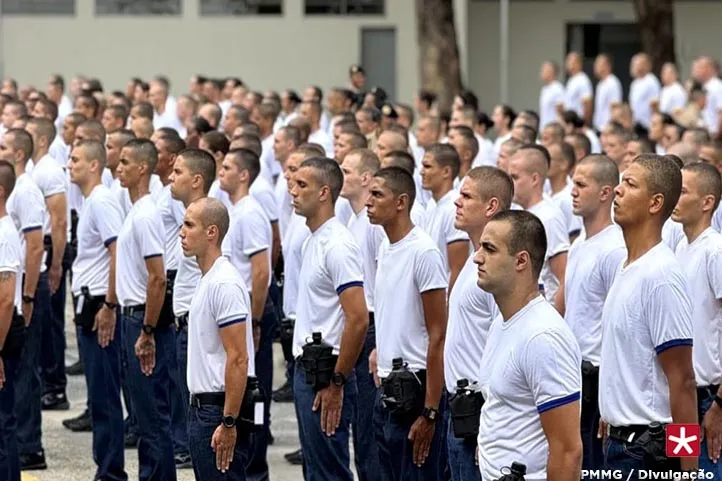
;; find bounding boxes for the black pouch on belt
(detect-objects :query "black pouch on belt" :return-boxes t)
[157,270,176,330]
[300,332,337,392]
[279,318,295,361]
[449,379,485,439]
[1,309,26,359]
[581,360,599,404]
[239,376,267,432]
[381,358,426,425]
[73,286,105,333]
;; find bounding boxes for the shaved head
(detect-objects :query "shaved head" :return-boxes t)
[634,154,683,221]
[683,162,722,212]
[373,166,416,211]
[300,157,344,203]
[378,130,408,151]
[76,119,106,142]
[576,154,619,188]
[517,145,551,177]
[465,166,514,211]
[75,139,108,169]
[193,197,230,246]
[666,142,699,166]
[177,148,216,194]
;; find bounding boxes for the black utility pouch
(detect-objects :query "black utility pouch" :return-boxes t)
[449,379,485,439]
[300,332,337,392]
[637,422,681,472]
[279,318,295,362]
[157,271,176,330]
[2,310,26,359]
[239,376,267,432]
[381,358,426,426]
[73,286,105,333]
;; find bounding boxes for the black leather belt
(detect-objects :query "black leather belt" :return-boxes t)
[121,304,145,317]
[698,384,720,399]
[607,424,648,443]
[176,313,189,330]
[190,392,225,408]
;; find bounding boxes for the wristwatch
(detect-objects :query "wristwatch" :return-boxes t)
[332,372,347,387]
[422,407,439,422]
[22,295,34,304]
[714,394,722,409]
[142,324,156,335]
[222,415,237,428]
[104,301,119,310]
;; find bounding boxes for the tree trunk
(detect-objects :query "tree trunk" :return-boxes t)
[633,0,676,74]
[416,0,462,113]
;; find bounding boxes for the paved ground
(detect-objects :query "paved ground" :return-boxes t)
[22,298,309,481]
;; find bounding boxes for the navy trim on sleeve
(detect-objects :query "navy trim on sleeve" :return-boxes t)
[447,238,469,246]
[143,253,163,260]
[655,338,693,355]
[569,229,582,238]
[219,317,247,328]
[248,248,268,258]
[22,225,42,233]
[336,281,363,295]
[104,236,118,247]
[536,392,580,414]
[270,219,279,224]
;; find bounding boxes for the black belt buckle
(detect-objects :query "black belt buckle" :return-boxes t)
[608,424,647,444]
[121,304,145,317]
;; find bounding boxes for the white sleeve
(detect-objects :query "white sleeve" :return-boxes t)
[414,247,449,293]
[523,330,582,414]
[600,246,626,292]
[326,239,364,295]
[240,210,270,258]
[34,165,67,198]
[255,189,278,223]
[0,237,20,274]
[16,189,45,233]
[221,224,234,260]
[646,277,693,354]
[610,80,622,104]
[134,212,165,262]
[444,216,469,245]
[545,215,570,259]
[581,77,593,99]
[212,281,250,328]
[95,195,124,246]
[706,244,722,300]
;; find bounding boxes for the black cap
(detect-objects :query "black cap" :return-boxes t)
[350,64,365,75]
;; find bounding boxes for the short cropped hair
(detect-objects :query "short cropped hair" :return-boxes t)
[300,157,344,203]
[490,210,547,281]
[232,134,262,158]
[425,143,461,179]
[5,129,33,162]
[576,154,620,188]
[201,131,230,156]
[346,148,380,174]
[177,148,216,194]
[76,139,107,170]
[374,166,416,211]
[196,198,230,246]
[0,160,16,201]
[123,138,158,172]
[226,148,261,185]
[682,161,722,212]
[27,117,56,143]
[634,154,683,221]
[465,166,514,211]
[383,150,416,174]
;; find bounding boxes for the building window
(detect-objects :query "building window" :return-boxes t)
[2,0,75,15]
[95,0,181,15]
[305,0,384,15]
[200,0,282,15]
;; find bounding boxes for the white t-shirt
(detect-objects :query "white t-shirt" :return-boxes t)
[259,135,281,184]
[527,198,570,302]
[411,199,426,228]
[308,129,334,158]
[188,256,255,394]
[116,174,163,219]
[662,218,685,252]
[346,206,385,312]
[472,134,497,168]
[539,80,565,129]
[292,217,364,358]
[375,227,447,377]
[629,73,661,129]
[585,129,602,154]
[153,109,184,133]
[335,196,353,226]
[156,184,185,272]
[422,189,469,277]
[173,240,201,317]
[704,77,722,136]
[549,183,582,236]
[221,195,272,294]
[208,180,234,212]
[660,82,687,115]
[593,74,623,131]
[477,296,581,481]
[281,212,311,318]
[115,194,165,306]
[444,254,499,393]
[7,173,46,273]
[564,224,626,366]
[675,228,722,387]
[30,153,67,235]
[564,72,593,118]
[0,214,22,308]
[250,175,279,224]
[599,242,693,426]
[72,185,124,297]
[275,180,293,241]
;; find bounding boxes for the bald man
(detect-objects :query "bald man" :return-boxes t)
[375,129,430,208]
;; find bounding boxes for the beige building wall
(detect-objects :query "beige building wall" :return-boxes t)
[0,0,420,102]
[467,0,722,113]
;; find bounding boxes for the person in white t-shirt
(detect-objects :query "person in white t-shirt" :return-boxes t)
[114,138,176,480]
[201,132,233,211]
[692,57,722,137]
[658,63,688,116]
[447,126,479,183]
[450,108,495,168]
[563,52,593,126]
[67,140,127,480]
[180,197,253,479]
[290,157,369,481]
[25,117,70,411]
[600,154,697,474]
[593,54,623,132]
[564,155,626,470]
[547,142,583,240]
[365,167,448,479]
[629,54,661,132]
[272,126,303,240]
[0,129,49,470]
[218,147,276,479]
[671,162,722,474]
[420,144,470,292]
[475,210,582,480]
[0,160,24,479]
[508,145,569,309]
[299,101,333,157]
[379,150,427,227]
[339,148,385,481]
[445,167,513,481]
[252,103,282,184]
[539,61,566,129]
